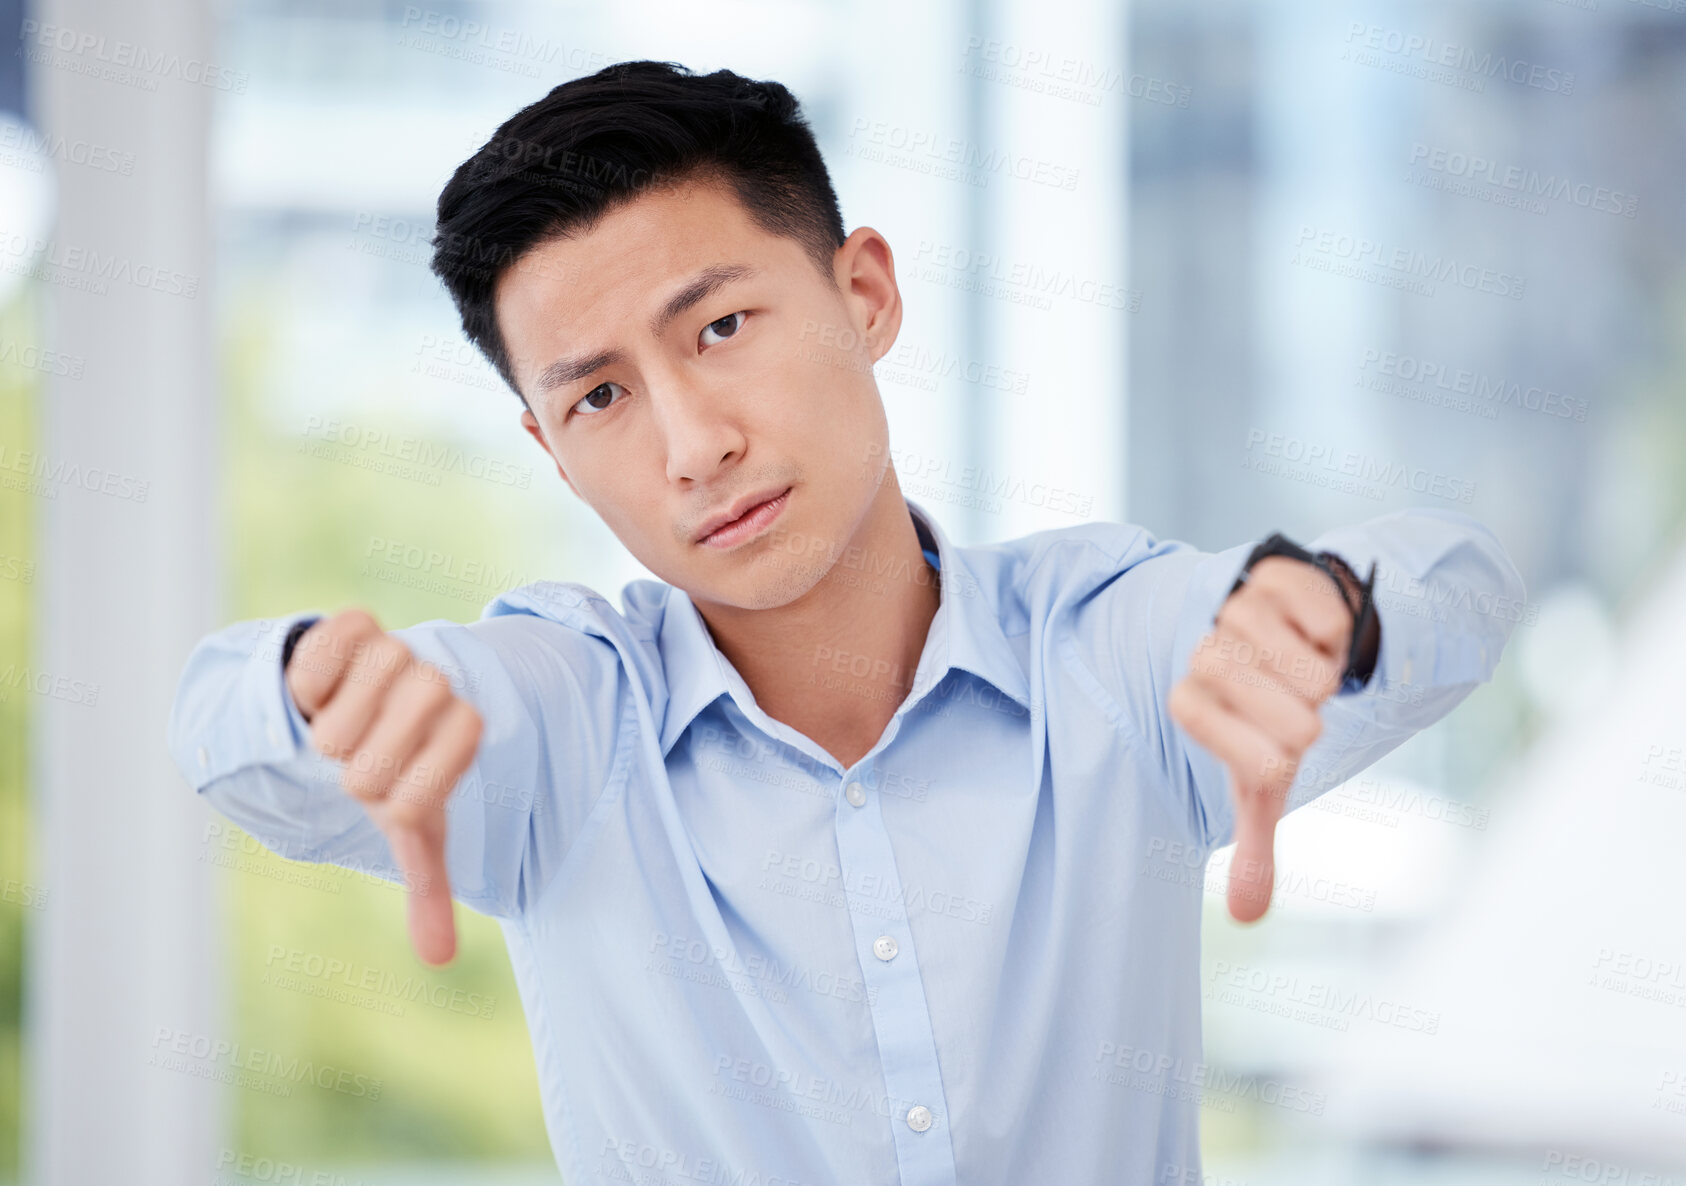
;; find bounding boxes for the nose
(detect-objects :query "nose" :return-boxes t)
[652,367,747,485]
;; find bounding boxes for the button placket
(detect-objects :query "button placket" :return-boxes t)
[832,766,956,1182]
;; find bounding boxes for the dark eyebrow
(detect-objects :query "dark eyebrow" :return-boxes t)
[532,263,759,397]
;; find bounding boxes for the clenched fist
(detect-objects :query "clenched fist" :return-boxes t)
[1167,556,1362,924]
[285,609,483,966]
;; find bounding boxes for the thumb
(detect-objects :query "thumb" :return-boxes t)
[1227,778,1279,924]
[386,817,457,966]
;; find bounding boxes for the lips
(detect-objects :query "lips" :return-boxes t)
[695,485,792,546]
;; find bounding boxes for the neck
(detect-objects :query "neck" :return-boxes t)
[691,476,940,769]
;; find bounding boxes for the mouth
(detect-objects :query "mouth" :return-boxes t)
[696,486,793,549]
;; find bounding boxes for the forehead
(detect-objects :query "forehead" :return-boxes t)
[494,177,802,389]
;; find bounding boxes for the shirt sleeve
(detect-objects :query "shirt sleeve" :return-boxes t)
[1069,506,1527,855]
[165,608,629,918]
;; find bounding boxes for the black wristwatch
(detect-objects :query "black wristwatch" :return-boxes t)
[1220,533,1379,693]
[280,617,318,673]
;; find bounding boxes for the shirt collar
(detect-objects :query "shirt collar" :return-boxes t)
[655,496,1032,757]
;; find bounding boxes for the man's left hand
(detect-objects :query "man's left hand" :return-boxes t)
[1167,556,1355,923]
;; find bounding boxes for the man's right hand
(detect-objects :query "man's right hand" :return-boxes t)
[284,609,483,966]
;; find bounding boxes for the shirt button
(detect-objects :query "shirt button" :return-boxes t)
[906,1104,933,1132]
[196,746,209,769]
[266,723,281,746]
[873,935,898,961]
[844,781,866,807]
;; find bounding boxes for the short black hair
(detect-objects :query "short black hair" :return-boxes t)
[430,60,847,411]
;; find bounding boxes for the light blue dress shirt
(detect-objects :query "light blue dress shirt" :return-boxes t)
[167,497,1525,1185]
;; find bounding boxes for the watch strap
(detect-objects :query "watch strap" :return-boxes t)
[1221,532,1378,692]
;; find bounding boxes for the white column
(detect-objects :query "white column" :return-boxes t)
[971,0,1131,538]
[25,0,224,1181]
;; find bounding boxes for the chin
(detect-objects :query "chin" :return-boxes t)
[703,547,827,611]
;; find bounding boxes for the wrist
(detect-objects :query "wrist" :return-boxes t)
[1224,533,1379,692]
[281,618,315,673]
[1319,553,1380,688]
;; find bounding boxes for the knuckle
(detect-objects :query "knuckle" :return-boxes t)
[370,635,412,669]
[355,637,410,685]
[384,794,430,831]
[452,698,485,745]
[1220,595,1261,634]
[1313,659,1341,696]
[335,607,382,637]
[400,753,452,801]
[1299,711,1323,749]
[308,719,351,759]
[1168,680,1195,720]
[339,766,385,803]
[409,667,454,712]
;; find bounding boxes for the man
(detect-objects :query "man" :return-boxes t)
[169,60,1525,1186]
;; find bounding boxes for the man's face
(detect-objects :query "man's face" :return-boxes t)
[497,175,903,611]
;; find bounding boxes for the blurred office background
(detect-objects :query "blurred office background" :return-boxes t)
[2,0,1684,1182]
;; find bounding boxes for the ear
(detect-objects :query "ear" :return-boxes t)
[521,409,580,499]
[833,227,903,364]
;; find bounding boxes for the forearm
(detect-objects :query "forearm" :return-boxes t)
[1285,505,1527,804]
[168,612,350,856]
[168,610,548,916]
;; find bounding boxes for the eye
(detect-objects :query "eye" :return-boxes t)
[571,380,626,417]
[699,310,747,348]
